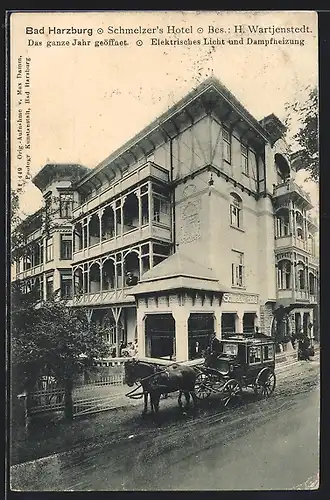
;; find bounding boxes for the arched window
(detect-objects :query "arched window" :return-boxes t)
[277,260,292,290]
[275,153,290,184]
[296,212,304,239]
[230,193,242,229]
[297,267,305,290]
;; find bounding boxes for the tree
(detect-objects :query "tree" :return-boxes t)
[11,188,65,265]
[285,86,318,182]
[11,281,110,419]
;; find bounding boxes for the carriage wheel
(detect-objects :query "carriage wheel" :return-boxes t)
[222,379,243,407]
[254,368,276,398]
[194,372,212,400]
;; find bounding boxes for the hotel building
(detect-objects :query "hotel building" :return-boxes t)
[13,77,319,361]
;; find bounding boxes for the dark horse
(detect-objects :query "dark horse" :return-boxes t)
[124,359,198,416]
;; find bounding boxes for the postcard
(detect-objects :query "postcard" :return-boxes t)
[9,10,319,491]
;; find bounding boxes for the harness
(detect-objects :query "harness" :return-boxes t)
[125,362,178,399]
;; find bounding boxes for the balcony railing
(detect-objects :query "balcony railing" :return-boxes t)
[277,288,317,304]
[73,223,171,263]
[274,235,315,254]
[71,287,135,306]
[73,161,170,217]
[273,180,312,207]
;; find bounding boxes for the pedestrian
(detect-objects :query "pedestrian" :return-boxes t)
[195,341,200,358]
[119,340,125,357]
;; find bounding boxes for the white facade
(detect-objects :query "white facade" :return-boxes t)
[14,78,319,360]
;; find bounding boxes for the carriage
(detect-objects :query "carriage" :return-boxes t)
[194,336,276,406]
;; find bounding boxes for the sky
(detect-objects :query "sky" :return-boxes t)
[10,10,318,217]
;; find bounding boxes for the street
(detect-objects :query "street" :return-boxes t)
[11,358,320,491]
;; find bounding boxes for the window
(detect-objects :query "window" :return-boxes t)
[309,274,316,295]
[153,197,170,225]
[32,241,43,266]
[222,343,238,356]
[249,345,262,364]
[297,227,304,240]
[263,344,274,361]
[39,241,44,264]
[60,274,72,299]
[230,193,242,229]
[82,223,88,249]
[231,251,244,287]
[46,237,53,262]
[35,276,44,300]
[277,260,291,289]
[223,127,231,163]
[241,143,249,175]
[276,211,290,237]
[59,193,74,218]
[46,275,54,299]
[298,268,305,290]
[60,234,73,260]
[23,253,32,271]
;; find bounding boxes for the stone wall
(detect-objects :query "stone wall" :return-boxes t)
[259,302,274,336]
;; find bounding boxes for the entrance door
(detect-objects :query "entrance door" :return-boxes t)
[188,313,214,360]
[145,314,175,359]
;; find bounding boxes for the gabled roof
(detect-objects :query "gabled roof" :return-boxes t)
[32,163,90,192]
[142,252,216,282]
[75,76,272,192]
[129,252,229,295]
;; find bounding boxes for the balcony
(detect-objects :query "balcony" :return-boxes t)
[73,161,170,218]
[274,235,309,252]
[71,287,135,307]
[73,222,171,263]
[277,288,317,306]
[309,254,319,267]
[273,180,313,210]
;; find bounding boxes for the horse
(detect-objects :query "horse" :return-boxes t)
[124,359,198,417]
